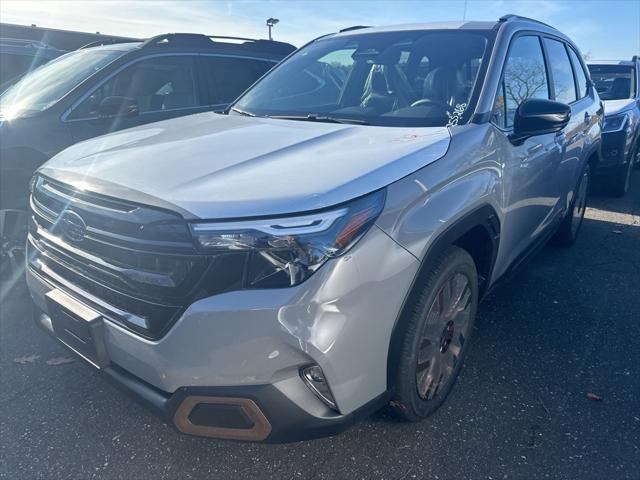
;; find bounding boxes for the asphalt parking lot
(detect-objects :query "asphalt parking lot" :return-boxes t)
[1,172,639,480]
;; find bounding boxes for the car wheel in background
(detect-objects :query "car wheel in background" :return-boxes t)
[607,147,635,197]
[0,209,27,282]
[552,164,590,247]
[389,246,478,421]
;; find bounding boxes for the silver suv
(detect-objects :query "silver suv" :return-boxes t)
[26,15,601,442]
[588,57,640,196]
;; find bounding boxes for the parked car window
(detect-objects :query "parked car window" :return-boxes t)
[543,39,577,104]
[0,53,46,85]
[70,56,198,119]
[233,31,490,127]
[493,35,549,128]
[0,49,121,116]
[588,64,636,100]
[200,56,273,105]
[567,48,588,99]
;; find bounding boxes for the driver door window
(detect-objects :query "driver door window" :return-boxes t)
[70,56,198,120]
[493,36,550,128]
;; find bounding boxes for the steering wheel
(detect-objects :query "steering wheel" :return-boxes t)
[410,98,454,112]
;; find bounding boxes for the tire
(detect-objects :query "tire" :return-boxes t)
[389,246,478,422]
[551,164,590,247]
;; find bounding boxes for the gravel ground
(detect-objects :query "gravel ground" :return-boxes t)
[1,172,639,480]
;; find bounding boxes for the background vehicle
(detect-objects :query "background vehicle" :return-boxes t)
[0,33,295,272]
[588,57,640,196]
[26,16,600,442]
[0,38,65,91]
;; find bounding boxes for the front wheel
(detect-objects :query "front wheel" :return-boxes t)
[551,164,590,247]
[389,246,478,421]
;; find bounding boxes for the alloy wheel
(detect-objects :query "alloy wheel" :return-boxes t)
[416,272,473,400]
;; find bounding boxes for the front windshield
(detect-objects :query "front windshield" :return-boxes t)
[233,30,490,127]
[588,64,636,100]
[0,48,123,117]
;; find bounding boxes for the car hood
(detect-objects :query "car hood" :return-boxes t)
[602,99,637,116]
[40,112,450,219]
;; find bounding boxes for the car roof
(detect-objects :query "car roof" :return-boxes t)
[328,15,569,41]
[0,37,66,56]
[331,21,497,37]
[80,34,296,58]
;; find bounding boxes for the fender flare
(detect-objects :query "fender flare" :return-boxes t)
[385,203,500,390]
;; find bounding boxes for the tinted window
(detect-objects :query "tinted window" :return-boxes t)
[201,56,273,105]
[0,49,121,115]
[588,64,635,100]
[234,31,490,128]
[568,48,588,99]
[544,39,577,104]
[0,53,44,84]
[70,56,198,119]
[493,36,549,128]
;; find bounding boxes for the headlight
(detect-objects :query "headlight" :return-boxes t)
[190,189,385,288]
[602,112,630,133]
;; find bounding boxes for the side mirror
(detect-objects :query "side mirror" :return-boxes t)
[510,98,571,145]
[97,96,138,118]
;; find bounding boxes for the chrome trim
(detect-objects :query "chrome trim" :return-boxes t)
[191,208,348,236]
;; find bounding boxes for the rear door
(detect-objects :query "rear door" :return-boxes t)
[542,38,594,208]
[65,55,211,143]
[492,34,564,267]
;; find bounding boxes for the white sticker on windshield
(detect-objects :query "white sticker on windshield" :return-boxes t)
[446,103,468,128]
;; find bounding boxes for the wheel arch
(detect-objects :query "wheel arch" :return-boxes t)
[386,204,500,391]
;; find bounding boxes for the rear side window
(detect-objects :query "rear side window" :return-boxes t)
[543,39,577,104]
[493,35,549,128]
[200,56,274,105]
[70,56,198,119]
[568,48,588,99]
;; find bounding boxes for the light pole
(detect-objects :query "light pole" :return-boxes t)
[266,18,279,40]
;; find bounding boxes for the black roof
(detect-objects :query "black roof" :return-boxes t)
[140,33,295,55]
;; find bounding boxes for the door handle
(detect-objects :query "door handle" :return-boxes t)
[584,112,591,124]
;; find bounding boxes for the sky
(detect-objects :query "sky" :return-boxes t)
[1,0,638,59]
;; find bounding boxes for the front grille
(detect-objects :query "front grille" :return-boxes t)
[28,176,211,339]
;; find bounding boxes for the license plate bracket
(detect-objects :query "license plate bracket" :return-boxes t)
[45,289,110,368]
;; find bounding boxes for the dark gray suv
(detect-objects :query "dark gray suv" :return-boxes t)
[0,33,295,212]
[0,38,65,90]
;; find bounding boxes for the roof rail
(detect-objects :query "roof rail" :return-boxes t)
[80,38,139,49]
[0,37,53,49]
[339,25,371,33]
[139,33,295,55]
[498,14,554,29]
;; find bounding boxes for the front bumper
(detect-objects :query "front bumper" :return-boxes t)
[26,225,418,441]
[32,307,388,442]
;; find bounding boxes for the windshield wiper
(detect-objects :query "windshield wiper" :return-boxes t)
[229,107,257,117]
[269,114,369,125]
